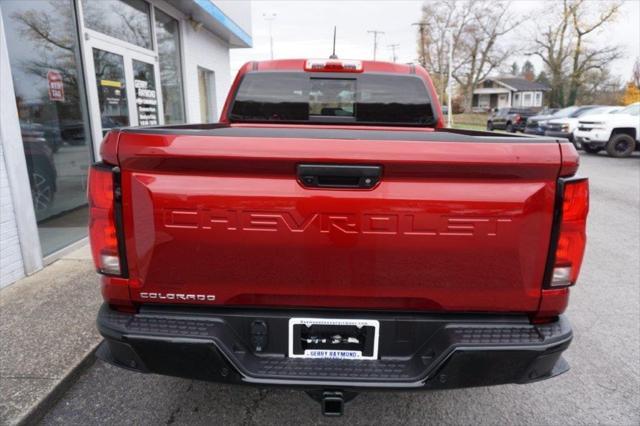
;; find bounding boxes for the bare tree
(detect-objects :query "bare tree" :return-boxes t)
[567,0,622,105]
[529,1,573,107]
[418,0,517,111]
[529,0,622,107]
[418,0,474,103]
[579,68,623,105]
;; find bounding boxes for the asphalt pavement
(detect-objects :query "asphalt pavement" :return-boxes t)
[40,152,640,426]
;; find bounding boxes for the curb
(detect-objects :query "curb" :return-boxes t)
[14,341,102,426]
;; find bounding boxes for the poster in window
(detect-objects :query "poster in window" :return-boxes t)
[135,79,158,126]
[47,70,65,102]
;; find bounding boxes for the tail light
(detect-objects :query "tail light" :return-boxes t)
[548,178,589,287]
[514,114,521,123]
[88,164,124,276]
[304,59,363,73]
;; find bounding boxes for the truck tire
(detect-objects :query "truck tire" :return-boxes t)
[606,133,635,158]
[487,121,494,131]
[583,145,602,154]
[506,122,515,133]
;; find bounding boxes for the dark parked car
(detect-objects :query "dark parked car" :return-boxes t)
[486,108,536,132]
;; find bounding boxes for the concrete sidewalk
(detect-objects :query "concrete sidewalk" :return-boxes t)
[0,245,102,425]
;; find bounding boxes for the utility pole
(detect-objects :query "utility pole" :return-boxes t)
[263,13,276,60]
[388,44,399,63]
[367,30,384,61]
[412,22,427,67]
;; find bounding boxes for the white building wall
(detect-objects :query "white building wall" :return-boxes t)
[182,25,232,122]
[0,143,25,288]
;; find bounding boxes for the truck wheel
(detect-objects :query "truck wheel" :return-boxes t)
[486,121,494,131]
[606,134,635,158]
[583,145,602,154]
[506,122,515,133]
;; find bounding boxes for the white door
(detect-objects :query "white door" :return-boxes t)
[83,37,163,158]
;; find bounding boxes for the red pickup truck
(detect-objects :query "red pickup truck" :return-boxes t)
[90,59,588,416]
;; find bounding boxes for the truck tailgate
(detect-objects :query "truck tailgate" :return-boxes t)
[117,127,561,313]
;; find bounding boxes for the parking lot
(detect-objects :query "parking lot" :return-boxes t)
[41,152,639,426]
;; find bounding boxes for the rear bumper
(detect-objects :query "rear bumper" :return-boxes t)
[96,304,572,391]
[575,136,608,148]
[574,130,610,145]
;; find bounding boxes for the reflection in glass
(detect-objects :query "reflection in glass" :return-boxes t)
[93,49,129,133]
[155,9,185,124]
[82,0,152,50]
[1,0,92,255]
[132,60,159,126]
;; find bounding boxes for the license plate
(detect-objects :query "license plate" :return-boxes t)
[288,318,379,360]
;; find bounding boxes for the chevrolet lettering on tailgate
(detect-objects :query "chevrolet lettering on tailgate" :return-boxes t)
[162,208,513,237]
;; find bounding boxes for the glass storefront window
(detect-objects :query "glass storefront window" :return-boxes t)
[1,0,93,255]
[155,8,185,124]
[92,49,129,134]
[82,0,152,50]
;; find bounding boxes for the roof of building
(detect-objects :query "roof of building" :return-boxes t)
[490,77,551,92]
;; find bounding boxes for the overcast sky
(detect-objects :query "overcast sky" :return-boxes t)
[229,0,640,82]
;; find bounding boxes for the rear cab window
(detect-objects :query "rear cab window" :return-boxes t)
[229,72,437,126]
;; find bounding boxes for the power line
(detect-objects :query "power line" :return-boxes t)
[388,44,400,63]
[367,30,384,61]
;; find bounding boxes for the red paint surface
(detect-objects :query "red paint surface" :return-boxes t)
[113,129,561,313]
[96,59,583,317]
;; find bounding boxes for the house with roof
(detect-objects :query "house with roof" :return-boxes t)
[471,77,551,111]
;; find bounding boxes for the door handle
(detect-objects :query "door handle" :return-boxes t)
[297,164,382,189]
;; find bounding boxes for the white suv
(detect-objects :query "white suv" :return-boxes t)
[574,103,640,157]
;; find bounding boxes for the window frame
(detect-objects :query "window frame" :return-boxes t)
[535,91,542,106]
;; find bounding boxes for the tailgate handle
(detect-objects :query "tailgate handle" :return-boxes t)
[297,164,381,189]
